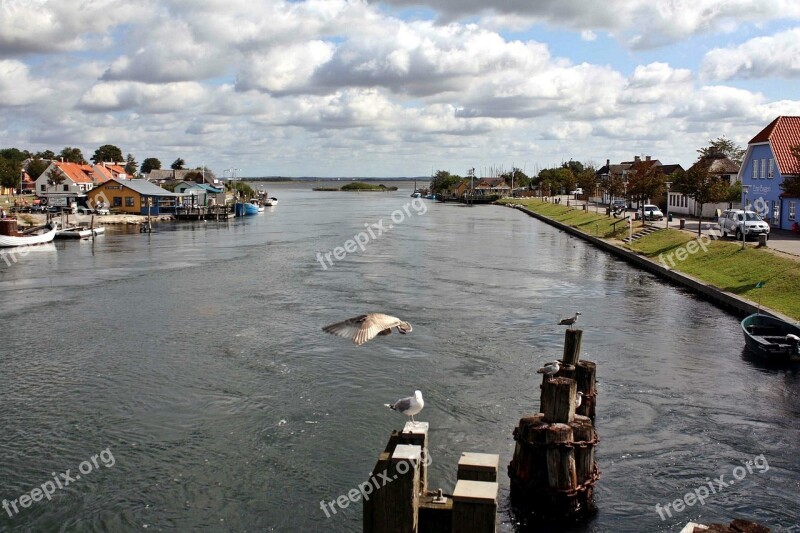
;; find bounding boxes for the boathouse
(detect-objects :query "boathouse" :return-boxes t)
[87,178,187,215]
[173,182,225,207]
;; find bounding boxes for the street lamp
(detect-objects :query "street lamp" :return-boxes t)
[741,184,750,249]
[665,181,672,230]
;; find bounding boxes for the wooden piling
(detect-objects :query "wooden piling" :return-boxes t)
[562,329,582,365]
[364,444,422,533]
[542,377,576,424]
[574,361,597,422]
[545,424,576,492]
[451,480,498,533]
[457,453,499,483]
[400,422,429,496]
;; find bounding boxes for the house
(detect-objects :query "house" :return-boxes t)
[33,162,98,207]
[596,156,683,207]
[147,169,222,188]
[87,178,187,215]
[737,116,800,230]
[668,156,740,218]
[173,182,225,206]
[450,179,472,198]
[93,162,128,182]
[474,178,510,196]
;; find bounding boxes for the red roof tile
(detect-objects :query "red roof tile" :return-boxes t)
[749,116,800,175]
[56,162,95,184]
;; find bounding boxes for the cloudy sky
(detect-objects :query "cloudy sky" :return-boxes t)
[1,0,799,177]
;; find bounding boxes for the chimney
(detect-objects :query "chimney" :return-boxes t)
[634,156,641,162]
[645,155,651,161]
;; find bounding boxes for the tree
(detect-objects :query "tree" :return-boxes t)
[36,150,56,160]
[91,144,124,164]
[26,157,49,180]
[429,170,460,194]
[673,160,730,235]
[171,158,186,170]
[779,145,800,198]
[725,181,742,209]
[536,167,572,196]
[499,167,530,189]
[124,153,138,176]
[140,157,161,175]
[0,158,21,190]
[600,173,626,210]
[575,167,598,195]
[0,148,27,162]
[626,160,664,225]
[46,167,65,189]
[697,136,745,166]
[59,147,86,164]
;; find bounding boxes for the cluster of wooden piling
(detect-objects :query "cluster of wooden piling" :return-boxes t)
[364,422,500,533]
[508,329,599,514]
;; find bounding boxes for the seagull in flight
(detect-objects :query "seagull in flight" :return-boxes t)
[322,313,412,346]
[536,360,561,380]
[558,312,581,329]
[385,390,424,423]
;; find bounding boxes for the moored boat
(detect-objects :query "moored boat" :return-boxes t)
[741,313,800,362]
[263,197,278,206]
[0,220,57,247]
[55,225,106,239]
[234,202,261,216]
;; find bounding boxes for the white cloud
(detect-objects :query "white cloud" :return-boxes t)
[0,60,51,105]
[78,81,208,113]
[701,27,800,80]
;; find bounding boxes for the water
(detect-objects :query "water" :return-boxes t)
[1,182,798,532]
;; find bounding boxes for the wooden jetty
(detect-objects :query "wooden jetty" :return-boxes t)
[364,422,500,533]
[508,328,600,515]
[175,205,234,221]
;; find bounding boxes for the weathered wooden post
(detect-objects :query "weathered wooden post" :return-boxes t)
[364,443,422,533]
[508,328,599,515]
[451,480,498,533]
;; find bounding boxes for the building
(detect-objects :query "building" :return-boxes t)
[738,116,800,230]
[474,178,510,196]
[596,156,683,207]
[87,178,187,215]
[174,182,225,206]
[668,156,740,218]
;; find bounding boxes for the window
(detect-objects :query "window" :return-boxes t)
[40,184,45,192]
[125,197,135,207]
[773,201,780,224]
[112,196,122,207]
[63,184,69,191]
[789,201,796,221]
[753,159,758,179]
[768,159,774,178]
[761,159,766,180]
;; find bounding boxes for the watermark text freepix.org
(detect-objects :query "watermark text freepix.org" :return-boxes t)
[654,453,769,521]
[320,449,431,518]
[316,198,427,270]
[3,447,115,518]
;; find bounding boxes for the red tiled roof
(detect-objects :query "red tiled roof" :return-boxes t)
[56,162,95,183]
[749,116,800,175]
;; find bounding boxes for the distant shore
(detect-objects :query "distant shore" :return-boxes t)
[312,182,399,192]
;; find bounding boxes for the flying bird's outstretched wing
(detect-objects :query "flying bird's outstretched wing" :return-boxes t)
[323,313,409,346]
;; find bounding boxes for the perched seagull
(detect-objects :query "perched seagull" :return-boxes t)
[322,313,412,346]
[575,391,584,408]
[385,390,424,423]
[558,312,581,329]
[536,360,561,379]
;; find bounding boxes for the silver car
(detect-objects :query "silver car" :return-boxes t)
[719,209,770,240]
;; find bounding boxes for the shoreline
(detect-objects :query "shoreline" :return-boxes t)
[502,202,798,323]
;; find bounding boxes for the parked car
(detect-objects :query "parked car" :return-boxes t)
[643,204,664,221]
[719,209,770,240]
[569,188,584,196]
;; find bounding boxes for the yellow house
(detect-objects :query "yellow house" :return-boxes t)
[87,178,186,215]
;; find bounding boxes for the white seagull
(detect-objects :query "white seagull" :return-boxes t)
[322,313,412,346]
[558,312,581,329]
[536,360,561,379]
[575,391,584,408]
[385,390,424,423]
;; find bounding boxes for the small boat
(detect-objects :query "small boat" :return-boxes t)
[263,197,278,206]
[234,202,261,216]
[741,313,800,362]
[55,225,105,240]
[411,191,422,198]
[0,221,57,247]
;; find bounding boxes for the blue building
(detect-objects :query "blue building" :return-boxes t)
[738,116,800,230]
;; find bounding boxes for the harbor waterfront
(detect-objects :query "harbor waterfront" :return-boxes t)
[1,182,799,532]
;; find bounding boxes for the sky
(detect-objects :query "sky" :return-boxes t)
[1,0,800,178]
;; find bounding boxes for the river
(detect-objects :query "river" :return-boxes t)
[1,182,798,532]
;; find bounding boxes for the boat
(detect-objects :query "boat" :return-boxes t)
[234,201,260,216]
[741,313,800,362]
[263,197,278,206]
[55,225,105,240]
[0,221,57,247]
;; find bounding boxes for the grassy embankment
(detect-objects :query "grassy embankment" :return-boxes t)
[502,198,800,320]
[501,198,630,238]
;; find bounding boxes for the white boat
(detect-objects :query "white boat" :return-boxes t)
[0,223,57,247]
[55,226,106,240]
[263,197,278,206]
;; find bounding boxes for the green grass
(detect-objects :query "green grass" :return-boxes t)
[501,198,630,238]
[501,197,800,320]
[629,231,800,320]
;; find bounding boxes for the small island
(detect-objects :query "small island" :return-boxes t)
[313,182,398,192]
